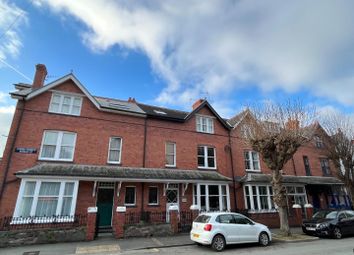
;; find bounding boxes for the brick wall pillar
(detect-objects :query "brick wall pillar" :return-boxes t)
[304,204,314,220]
[169,205,179,234]
[86,207,98,241]
[292,204,302,225]
[113,206,126,239]
[190,204,200,221]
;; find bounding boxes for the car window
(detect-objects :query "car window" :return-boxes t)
[216,214,235,224]
[324,211,337,219]
[345,211,354,219]
[338,212,347,220]
[194,215,211,223]
[313,210,336,219]
[233,215,253,225]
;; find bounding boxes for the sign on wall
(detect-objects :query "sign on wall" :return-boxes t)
[15,148,37,154]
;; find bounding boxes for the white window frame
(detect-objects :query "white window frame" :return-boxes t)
[196,115,214,134]
[165,142,176,167]
[48,92,83,116]
[13,179,79,222]
[244,151,261,172]
[320,158,331,175]
[193,184,230,212]
[124,186,136,206]
[39,130,77,162]
[243,184,276,213]
[107,137,123,164]
[148,186,159,206]
[197,146,217,169]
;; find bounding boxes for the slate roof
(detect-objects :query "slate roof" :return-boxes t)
[137,103,188,121]
[239,173,343,185]
[15,163,232,183]
[94,96,145,115]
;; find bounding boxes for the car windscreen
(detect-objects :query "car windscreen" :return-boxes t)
[194,215,211,223]
[313,211,337,219]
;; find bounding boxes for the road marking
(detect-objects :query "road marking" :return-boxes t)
[75,244,120,254]
[151,237,164,246]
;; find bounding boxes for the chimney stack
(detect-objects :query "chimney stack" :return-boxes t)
[192,99,204,110]
[32,64,47,89]
[285,118,300,130]
[128,97,136,103]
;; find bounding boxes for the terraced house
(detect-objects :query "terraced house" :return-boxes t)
[0,64,351,240]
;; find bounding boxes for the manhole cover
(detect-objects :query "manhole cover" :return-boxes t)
[23,252,40,255]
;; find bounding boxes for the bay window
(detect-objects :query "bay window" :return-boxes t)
[244,185,275,212]
[14,179,79,220]
[193,184,230,212]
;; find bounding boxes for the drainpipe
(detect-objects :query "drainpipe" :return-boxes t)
[291,156,297,176]
[228,132,238,211]
[0,100,25,200]
[141,118,148,215]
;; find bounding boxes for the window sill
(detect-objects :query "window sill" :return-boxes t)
[38,158,74,162]
[125,204,137,207]
[245,170,261,173]
[198,167,217,170]
[165,165,176,168]
[147,204,160,207]
[196,131,214,135]
[107,162,121,165]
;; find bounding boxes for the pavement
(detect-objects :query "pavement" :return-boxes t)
[0,228,315,255]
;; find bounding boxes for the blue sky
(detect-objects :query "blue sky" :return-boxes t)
[1,0,354,156]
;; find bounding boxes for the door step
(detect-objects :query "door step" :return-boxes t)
[98,226,113,233]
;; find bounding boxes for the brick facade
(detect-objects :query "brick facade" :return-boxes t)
[0,65,350,235]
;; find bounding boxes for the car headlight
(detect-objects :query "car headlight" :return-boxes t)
[316,223,329,229]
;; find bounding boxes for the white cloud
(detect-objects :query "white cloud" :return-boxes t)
[0,1,27,61]
[35,0,354,110]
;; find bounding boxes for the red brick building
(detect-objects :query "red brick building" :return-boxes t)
[0,64,351,234]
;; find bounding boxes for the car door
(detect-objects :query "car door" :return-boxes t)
[344,211,354,235]
[216,214,238,243]
[232,214,258,243]
[337,212,349,234]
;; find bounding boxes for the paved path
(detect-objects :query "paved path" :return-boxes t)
[0,228,336,255]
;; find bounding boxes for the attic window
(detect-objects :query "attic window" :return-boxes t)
[108,103,130,110]
[153,110,167,115]
[196,115,214,134]
[49,93,82,116]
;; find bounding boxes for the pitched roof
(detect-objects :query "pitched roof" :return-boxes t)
[239,173,342,185]
[95,96,145,115]
[137,103,188,121]
[15,163,232,183]
[228,109,251,127]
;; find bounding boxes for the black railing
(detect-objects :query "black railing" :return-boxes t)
[0,215,87,231]
[125,211,167,225]
[178,211,193,232]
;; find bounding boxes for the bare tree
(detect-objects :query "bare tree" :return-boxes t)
[243,100,315,236]
[321,113,354,208]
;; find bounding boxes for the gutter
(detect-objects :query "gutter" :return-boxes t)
[228,132,238,210]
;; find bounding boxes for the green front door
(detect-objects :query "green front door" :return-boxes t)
[97,188,114,227]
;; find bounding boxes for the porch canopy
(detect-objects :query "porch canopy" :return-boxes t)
[15,163,232,183]
[239,173,343,185]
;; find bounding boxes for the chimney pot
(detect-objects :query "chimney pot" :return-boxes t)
[32,64,47,89]
[128,97,136,103]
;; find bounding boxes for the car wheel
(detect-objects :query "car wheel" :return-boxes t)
[333,227,342,239]
[211,234,226,252]
[259,232,270,246]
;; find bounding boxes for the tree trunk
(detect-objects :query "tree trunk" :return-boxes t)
[271,170,291,236]
[350,186,354,210]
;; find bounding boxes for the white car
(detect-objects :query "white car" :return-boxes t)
[190,212,272,251]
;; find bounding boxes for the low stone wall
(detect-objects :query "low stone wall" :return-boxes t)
[0,227,86,248]
[124,223,172,238]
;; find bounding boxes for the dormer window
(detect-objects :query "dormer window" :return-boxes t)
[49,93,83,116]
[196,115,214,134]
